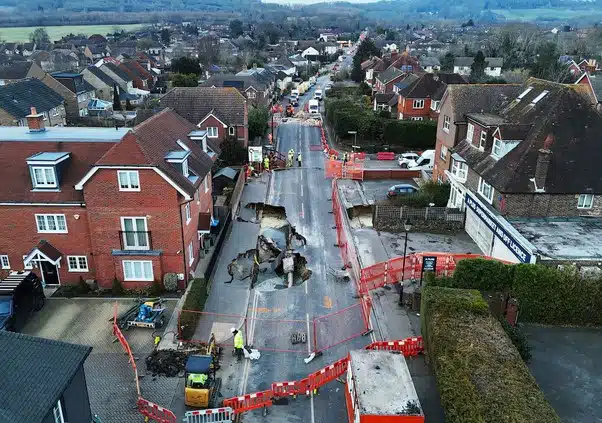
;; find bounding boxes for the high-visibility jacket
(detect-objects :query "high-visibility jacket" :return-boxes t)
[234,331,244,349]
[187,373,208,386]
[263,157,270,169]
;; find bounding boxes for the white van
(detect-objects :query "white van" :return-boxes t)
[308,99,320,114]
[407,150,435,171]
[291,88,299,100]
[314,89,323,101]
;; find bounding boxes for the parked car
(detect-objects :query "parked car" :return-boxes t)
[398,152,420,168]
[407,150,435,171]
[387,184,418,198]
[0,271,45,331]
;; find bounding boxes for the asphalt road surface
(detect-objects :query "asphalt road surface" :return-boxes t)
[241,77,372,423]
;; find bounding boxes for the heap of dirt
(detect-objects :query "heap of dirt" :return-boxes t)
[145,350,188,377]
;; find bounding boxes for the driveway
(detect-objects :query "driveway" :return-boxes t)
[22,298,179,423]
[523,324,602,423]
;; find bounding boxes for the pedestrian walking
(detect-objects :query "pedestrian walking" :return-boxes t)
[297,152,302,167]
[343,152,348,166]
[287,149,295,167]
[231,327,245,361]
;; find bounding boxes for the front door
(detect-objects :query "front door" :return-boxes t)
[40,261,59,286]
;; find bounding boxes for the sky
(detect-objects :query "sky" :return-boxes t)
[262,0,381,4]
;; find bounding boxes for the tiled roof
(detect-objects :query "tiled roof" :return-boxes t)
[456,78,602,194]
[454,57,504,68]
[202,74,268,91]
[0,61,34,79]
[420,56,441,67]
[0,78,65,119]
[376,67,404,84]
[83,66,115,87]
[122,61,153,80]
[587,75,602,102]
[399,73,466,99]
[97,109,216,197]
[445,84,522,123]
[374,93,395,104]
[0,331,91,423]
[160,87,246,126]
[103,62,132,82]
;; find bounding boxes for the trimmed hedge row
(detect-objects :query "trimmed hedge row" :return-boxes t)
[421,286,560,423]
[179,278,209,340]
[434,258,602,326]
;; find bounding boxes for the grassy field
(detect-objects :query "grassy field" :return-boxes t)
[492,8,602,22]
[0,24,147,42]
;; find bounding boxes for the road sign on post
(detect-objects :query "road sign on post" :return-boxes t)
[420,256,437,286]
[248,146,263,163]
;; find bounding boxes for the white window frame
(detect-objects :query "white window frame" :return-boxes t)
[207,127,218,138]
[479,131,487,150]
[411,116,424,121]
[229,126,235,136]
[188,241,194,266]
[0,255,9,269]
[413,99,424,109]
[185,202,191,224]
[466,123,474,144]
[123,260,154,281]
[117,170,140,191]
[451,159,467,182]
[440,145,448,161]
[182,159,189,177]
[492,137,502,158]
[51,107,60,117]
[478,177,494,204]
[247,91,256,99]
[23,255,33,270]
[204,175,209,193]
[431,100,439,111]
[120,217,149,250]
[578,194,594,209]
[52,399,65,423]
[443,115,450,133]
[36,214,67,233]
[67,255,89,272]
[32,167,57,188]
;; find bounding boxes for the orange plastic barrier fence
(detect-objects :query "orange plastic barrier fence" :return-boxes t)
[308,356,349,392]
[271,381,299,397]
[223,390,274,413]
[365,337,424,357]
[137,398,177,423]
[376,151,395,160]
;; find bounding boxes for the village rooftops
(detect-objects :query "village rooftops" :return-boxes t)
[0,126,128,142]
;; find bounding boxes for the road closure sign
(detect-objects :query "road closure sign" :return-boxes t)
[248,146,263,162]
[422,256,437,272]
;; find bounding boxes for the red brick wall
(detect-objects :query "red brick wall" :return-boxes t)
[83,168,187,288]
[433,100,460,183]
[199,115,226,144]
[398,97,432,120]
[0,205,93,285]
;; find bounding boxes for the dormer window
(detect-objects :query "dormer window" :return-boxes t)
[32,167,57,188]
[182,159,189,177]
[165,150,192,179]
[26,151,70,190]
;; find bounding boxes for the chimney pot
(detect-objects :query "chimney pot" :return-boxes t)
[26,106,45,132]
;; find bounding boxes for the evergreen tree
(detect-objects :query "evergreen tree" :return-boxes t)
[112,85,122,111]
[470,51,487,82]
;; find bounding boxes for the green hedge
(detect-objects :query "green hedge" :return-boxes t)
[433,259,602,326]
[421,286,560,423]
[382,120,437,150]
[180,278,209,340]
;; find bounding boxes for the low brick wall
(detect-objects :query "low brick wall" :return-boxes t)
[373,205,465,232]
[363,169,422,180]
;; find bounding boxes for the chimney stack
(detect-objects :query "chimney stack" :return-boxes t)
[26,107,45,132]
[534,148,552,190]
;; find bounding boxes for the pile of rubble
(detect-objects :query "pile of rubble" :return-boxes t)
[145,350,188,377]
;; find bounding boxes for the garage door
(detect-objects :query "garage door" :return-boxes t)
[465,209,493,255]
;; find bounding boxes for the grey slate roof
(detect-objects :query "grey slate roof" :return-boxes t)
[0,78,65,118]
[420,56,441,67]
[376,67,404,84]
[0,62,34,80]
[202,74,269,91]
[0,331,91,423]
[160,87,246,126]
[589,75,602,102]
[399,73,466,99]
[374,93,395,104]
[454,57,504,68]
[456,78,601,194]
[103,62,132,82]
[445,84,522,123]
[84,66,115,87]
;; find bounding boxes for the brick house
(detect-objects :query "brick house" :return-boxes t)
[0,108,218,289]
[0,61,45,85]
[432,84,522,183]
[396,73,466,121]
[0,79,67,126]
[362,56,386,88]
[46,72,97,119]
[373,67,405,94]
[160,87,248,147]
[439,78,601,263]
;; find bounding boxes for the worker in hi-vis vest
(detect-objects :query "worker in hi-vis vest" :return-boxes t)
[231,327,244,360]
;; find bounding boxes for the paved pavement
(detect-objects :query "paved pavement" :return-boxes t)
[524,324,602,423]
[338,179,418,207]
[22,298,179,423]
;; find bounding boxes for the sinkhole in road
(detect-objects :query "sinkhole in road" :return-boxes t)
[239,203,312,292]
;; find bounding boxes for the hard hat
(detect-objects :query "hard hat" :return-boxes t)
[230,327,236,333]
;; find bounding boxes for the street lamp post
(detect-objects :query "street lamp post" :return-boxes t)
[399,219,412,306]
